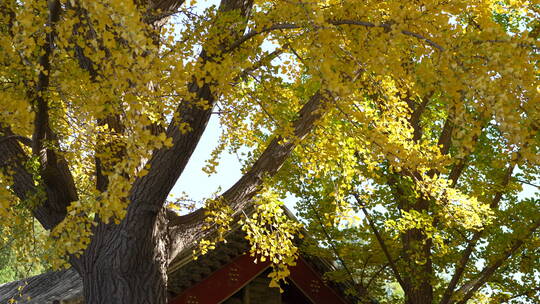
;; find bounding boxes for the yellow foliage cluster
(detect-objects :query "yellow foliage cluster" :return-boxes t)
[240,189,302,289]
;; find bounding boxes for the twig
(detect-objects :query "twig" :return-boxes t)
[352,194,408,292]
[303,197,376,303]
[227,19,446,54]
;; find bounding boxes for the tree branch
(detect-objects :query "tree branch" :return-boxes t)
[448,159,467,186]
[515,179,540,190]
[0,135,32,147]
[409,93,431,142]
[227,23,302,52]
[94,116,126,192]
[366,262,390,290]
[167,90,326,261]
[234,48,284,83]
[0,129,70,230]
[452,218,540,304]
[330,20,445,52]
[353,194,408,293]
[440,164,515,304]
[447,121,488,186]
[126,0,255,218]
[306,197,375,302]
[437,109,455,156]
[0,129,36,200]
[228,19,445,54]
[31,0,61,155]
[17,0,79,230]
[146,0,187,16]
[501,286,540,303]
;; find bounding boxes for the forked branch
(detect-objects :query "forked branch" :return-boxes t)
[440,164,516,304]
[353,194,407,293]
[19,0,79,230]
[167,90,326,260]
[452,218,540,304]
[127,0,256,217]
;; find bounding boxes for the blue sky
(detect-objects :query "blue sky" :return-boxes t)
[171,114,243,203]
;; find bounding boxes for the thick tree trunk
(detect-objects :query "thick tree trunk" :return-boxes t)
[406,293,433,304]
[405,268,433,304]
[78,208,170,304]
[80,256,167,304]
[402,197,434,304]
[403,231,434,304]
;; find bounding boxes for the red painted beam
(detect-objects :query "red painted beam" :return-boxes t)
[289,257,351,304]
[169,254,270,304]
[169,254,351,304]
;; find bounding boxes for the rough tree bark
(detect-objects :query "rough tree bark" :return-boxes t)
[71,0,257,303]
[71,88,325,304]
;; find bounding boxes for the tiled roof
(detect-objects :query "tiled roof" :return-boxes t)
[0,268,82,304]
[0,207,357,303]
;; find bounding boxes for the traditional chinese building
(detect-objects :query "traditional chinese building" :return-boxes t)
[0,209,356,304]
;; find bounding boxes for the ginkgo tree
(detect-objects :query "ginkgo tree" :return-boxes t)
[0,0,538,303]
